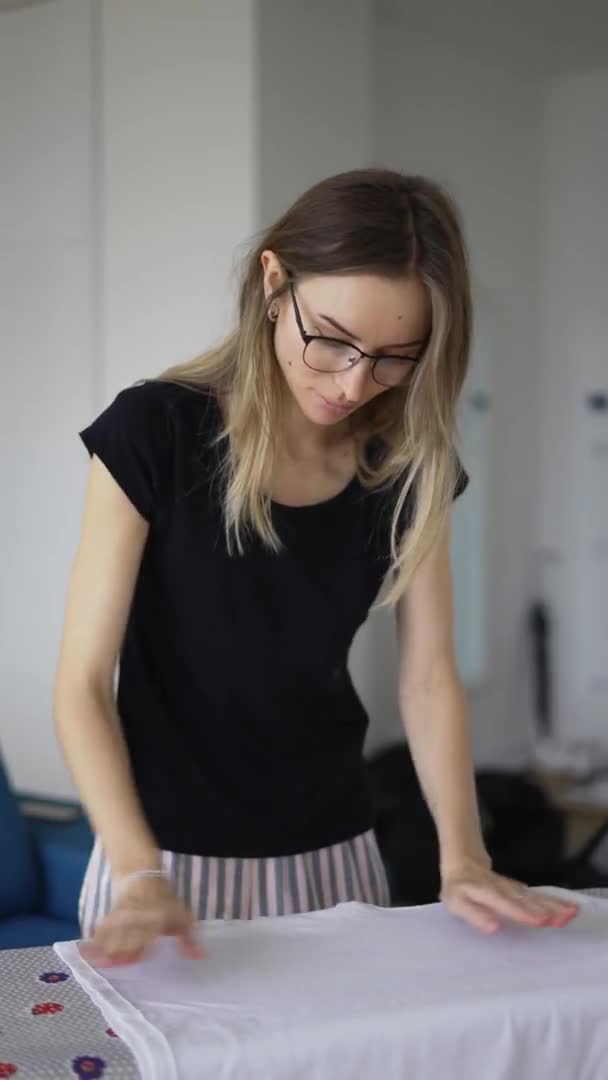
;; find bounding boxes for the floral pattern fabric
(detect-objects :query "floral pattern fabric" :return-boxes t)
[0,945,140,1079]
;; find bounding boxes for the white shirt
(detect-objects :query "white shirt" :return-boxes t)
[55,889,608,1080]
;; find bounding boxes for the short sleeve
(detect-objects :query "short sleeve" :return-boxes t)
[79,382,172,522]
[391,451,469,541]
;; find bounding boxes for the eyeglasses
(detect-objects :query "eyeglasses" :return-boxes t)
[288,283,424,389]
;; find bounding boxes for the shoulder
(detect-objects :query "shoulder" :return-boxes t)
[363,442,469,549]
[111,378,215,423]
[96,379,221,448]
[365,436,468,502]
[79,380,221,522]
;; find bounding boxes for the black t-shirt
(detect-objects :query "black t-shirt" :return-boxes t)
[80,381,468,858]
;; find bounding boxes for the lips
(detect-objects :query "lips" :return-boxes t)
[319,395,353,414]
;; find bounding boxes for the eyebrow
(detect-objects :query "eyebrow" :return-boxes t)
[317,312,425,350]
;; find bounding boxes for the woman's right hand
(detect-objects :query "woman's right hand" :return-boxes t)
[82,875,206,967]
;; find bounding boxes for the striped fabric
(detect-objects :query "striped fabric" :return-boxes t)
[79,829,391,939]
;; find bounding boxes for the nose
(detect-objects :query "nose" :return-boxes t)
[333,359,372,403]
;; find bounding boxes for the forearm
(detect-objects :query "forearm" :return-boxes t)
[54,681,160,877]
[399,674,490,877]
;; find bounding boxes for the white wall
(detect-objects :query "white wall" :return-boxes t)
[536,67,608,740]
[101,0,258,398]
[256,0,373,227]
[1,0,259,797]
[363,15,544,765]
[0,0,97,796]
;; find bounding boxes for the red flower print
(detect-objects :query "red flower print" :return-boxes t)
[0,1065,17,1077]
[105,1028,119,1038]
[38,971,69,984]
[32,1001,64,1016]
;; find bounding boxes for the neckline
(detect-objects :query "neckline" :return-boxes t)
[271,473,360,513]
[207,391,361,513]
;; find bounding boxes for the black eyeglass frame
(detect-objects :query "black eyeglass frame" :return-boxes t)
[287,282,425,388]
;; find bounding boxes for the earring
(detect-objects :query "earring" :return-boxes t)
[268,303,279,322]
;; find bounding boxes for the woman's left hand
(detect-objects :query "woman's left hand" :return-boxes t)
[440,857,579,934]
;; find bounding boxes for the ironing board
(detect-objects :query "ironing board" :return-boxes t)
[1,888,607,1080]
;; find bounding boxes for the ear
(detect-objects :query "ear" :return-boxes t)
[260,249,286,300]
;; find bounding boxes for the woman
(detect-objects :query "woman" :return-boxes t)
[54,168,577,967]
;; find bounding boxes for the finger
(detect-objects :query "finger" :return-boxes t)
[464,885,578,930]
[167,914,206,959]
[94,925,145,956]
[81,940,147,967]
[510,884,578,910]
[95,950,147,968]
[541,905,579,928]
[531,892,579,919]
[534,906,577,928]
[177,935,207,960]
[93,922,157,965]
[445,879,544,922]
[504,888,579,926]
[444,894,501,934]
[465,886,554,926]
[80,941,106,965]
[176,918,206,958]
[88,935,149,966]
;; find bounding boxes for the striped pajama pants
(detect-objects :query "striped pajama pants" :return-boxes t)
[78,829,391,939]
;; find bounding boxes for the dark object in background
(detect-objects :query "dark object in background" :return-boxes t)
[529,600,552,737]
[560,819,608,891]
[368,743,567,905]
[369,744,440,904]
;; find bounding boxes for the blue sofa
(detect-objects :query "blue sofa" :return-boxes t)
[0,756,93,949]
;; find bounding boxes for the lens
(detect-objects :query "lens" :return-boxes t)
[304,338,359,372]
[373,357,415,388]
[304,338,415,387]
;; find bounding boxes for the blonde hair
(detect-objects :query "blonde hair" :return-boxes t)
[159,168,472,606]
